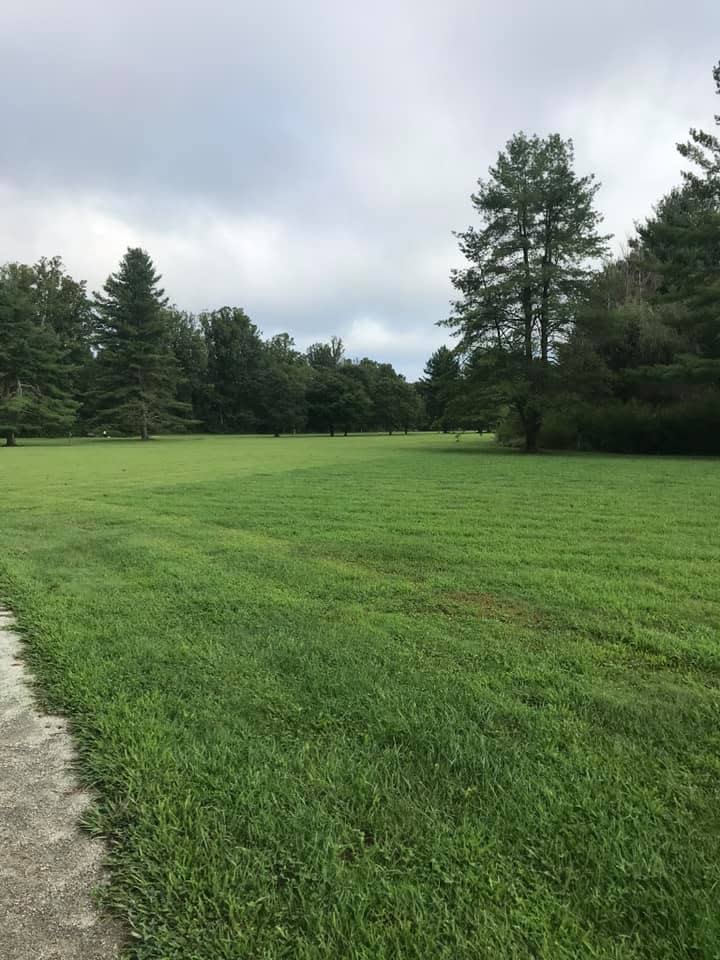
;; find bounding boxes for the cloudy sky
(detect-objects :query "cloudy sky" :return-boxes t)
[1,1,718,377]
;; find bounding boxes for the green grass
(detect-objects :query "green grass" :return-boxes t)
[1,434,719,959]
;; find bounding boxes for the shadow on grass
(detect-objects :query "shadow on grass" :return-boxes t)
[419,440,524,457]
[422,440,720,464]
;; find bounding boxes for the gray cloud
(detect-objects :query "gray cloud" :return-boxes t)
[1,0,719,376]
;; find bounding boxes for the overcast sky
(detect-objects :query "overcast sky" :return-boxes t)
[1,1,718,377]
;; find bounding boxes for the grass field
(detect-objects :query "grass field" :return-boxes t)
[0,434,719,959]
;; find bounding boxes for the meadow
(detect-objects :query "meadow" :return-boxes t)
[0,434,718,959]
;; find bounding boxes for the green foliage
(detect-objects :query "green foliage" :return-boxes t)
[167,309,209,424]
[306,336,345,370]
[0,264,79,445]
[531,61,720,454]
[532,394,720,455]
[636,187,720,358]
[0,247,424,442]
[200,306,265,432]
[418,346,460,429]
[92,248,189,440]
[1,435,719,957]
[445,132,610,450]
[677,60,720,197]
[367,363,416,434]
[257,335,310,435]
[300,346,423,436]
[306,365,371,436]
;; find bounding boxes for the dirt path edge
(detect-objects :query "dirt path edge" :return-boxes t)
[0,607,124,960]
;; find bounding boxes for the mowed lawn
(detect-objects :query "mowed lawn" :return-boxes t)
[1,435,719,959]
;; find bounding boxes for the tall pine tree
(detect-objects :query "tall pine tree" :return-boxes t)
[92,248,187,440]
[418,346,460,430]
[445,133,610,450]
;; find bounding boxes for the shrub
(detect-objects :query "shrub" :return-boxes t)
[537,393,720,455]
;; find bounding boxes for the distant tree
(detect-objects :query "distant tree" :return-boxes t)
[444,132,610,450]
[201,307,265,432]
[396,379,423,434]
[1,258,93,417]
[306,336,345,370]
[418,346,460,430]
[92,248,188,440]
[0,266,78,446]
[370,364,411,434]
[167,309,209,426]
[31,256,93,354]
[257,334,310,435]
[306,355,371,436]
[444,351,509,433]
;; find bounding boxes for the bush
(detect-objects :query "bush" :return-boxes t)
[537,393,720,455]
[538,409,580,450]
[495,409,525,447]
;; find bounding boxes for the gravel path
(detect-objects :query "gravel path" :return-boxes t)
[0,608,123,959]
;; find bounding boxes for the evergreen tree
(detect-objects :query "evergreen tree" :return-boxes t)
[418,346,460,430]
[677,61,720,198]
[635,64,720,362]
[0,266,78,446]
[635,187,720,358]
[92,248,187,440]
[444,132,610,450]
[31,256,94,424]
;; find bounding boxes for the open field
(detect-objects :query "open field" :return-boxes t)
[0,434,719,959]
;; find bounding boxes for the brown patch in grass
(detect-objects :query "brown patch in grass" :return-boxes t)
[340,830,376,863]
[443,591,544,626]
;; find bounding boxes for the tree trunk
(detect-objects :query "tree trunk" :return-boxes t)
[540,205,555,367]
[523,407,542,452]
[517,398,541,453]
[522,285,533,365]
[519,206,534,366]
[540,281,550,365]
[140,398,150,441]
[5,430,17,447]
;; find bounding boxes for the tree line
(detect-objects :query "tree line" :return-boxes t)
[0,250,424,445]
[2,61,718,452]
[423,60,720,454]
